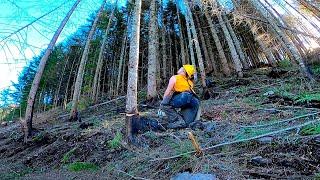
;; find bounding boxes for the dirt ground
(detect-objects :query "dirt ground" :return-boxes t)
[0,67,319,179]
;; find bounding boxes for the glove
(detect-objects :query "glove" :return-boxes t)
[160,96,171,106]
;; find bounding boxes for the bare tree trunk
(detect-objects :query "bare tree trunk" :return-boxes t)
[161,28,167,81]
[116,34,127,95]
[92,4,116,102]
[54,54,69,108]
[223,14,249,70]
[177,5,187,65]
[217,12,243,77]
[121,48,128,94]
[126,0,142,142]
[298,0,320,18]
[69,1,106,121]
[23,0,81,141]
[174,35,180,70]
[63,49,78,109]
[184,0,207,87]
[204,32,218,75]
[184,10,196,66]
[250,0,314,81]
[204,10,231,76]
[194,13,213,72]
[147,0,158,102]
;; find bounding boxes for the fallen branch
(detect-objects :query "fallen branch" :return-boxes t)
[188,132,203,156]
[150,119,319,162]
[240,112,319,128]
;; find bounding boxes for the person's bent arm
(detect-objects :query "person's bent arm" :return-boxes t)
[161,76,176,105]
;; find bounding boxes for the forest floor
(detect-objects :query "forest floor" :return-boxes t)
[0,65,320,179]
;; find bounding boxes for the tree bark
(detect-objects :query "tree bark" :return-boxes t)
[194,14,213,72]
[23,0,81,141]
[217,11,243,77]
[204,10,231,76]
[176,5,188,65]
[147,0,158,102]
[116,34,127,96]
[223,13,249,70]
[54,54,69,108]
[298,0,320,19]
[126,0,142,142]
[184,0,206,87]
[92,4,116,102]
[69,1,106,121]
[249,0,314,81]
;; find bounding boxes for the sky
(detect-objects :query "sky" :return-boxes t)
[0,0,319,92]
[0,0,125,91]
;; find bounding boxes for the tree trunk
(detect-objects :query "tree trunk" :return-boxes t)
[184,9,196,66]
[54,54,69,108]
[92,4,116,102]
[69,1,106,121]
[63,48,79,109]
[23,0,81,141]
[126,0,142,142]
[161,28,167,81]
[184,0,206,87]
[298,0,320,18]
[250,0,314,81]
[204,32,218,75]
[147,0,158,102]
[116,34,127,96]
[176,5,188,65]
[194,13,213,72]
[217,12,243,77]
[204,10,231,76]
[223,14,249,70]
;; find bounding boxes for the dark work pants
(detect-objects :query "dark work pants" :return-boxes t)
[169,92,200,125]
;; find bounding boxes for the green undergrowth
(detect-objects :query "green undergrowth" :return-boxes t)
[61,147,77,164]
[235,128,271,140]
[311,64,320,75]
[108,131,122,149]
[300,123,320,136]
[67,162,99,172]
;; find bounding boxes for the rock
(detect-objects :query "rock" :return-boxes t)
[171,172,216,180]
[250,156,272,166]
[263,91,275,96]
[1,121,8,126]
[256,136,273,144]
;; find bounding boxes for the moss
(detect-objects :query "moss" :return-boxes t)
[67,162,99,172]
